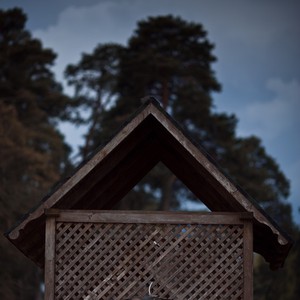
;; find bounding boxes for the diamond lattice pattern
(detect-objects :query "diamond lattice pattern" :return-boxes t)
[54,222,244,299]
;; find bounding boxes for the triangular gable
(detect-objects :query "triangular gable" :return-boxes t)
[6,98,292,269]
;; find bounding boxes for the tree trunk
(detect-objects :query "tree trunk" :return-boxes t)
[160,173,176,211]
[81,91,103,160]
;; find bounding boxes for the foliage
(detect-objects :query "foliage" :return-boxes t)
[66,17,298,297]
[0,8,75,299]
[65,15,292,227]
[65,43,125,159]
[254,226,300,299]
[1,9,298,299]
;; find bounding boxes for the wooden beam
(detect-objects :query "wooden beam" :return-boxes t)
[44,215,56,300]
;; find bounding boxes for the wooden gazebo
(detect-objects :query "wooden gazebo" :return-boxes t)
[6,98,292,299]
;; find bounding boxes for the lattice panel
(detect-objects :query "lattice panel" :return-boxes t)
[54,221,244,299]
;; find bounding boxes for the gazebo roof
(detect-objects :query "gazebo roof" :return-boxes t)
[6,98,292,269]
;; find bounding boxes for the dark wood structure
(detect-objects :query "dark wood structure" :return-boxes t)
[45,210,253,299]
[6,98,292,299]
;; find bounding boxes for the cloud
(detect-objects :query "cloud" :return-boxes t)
[214,1,300,49]
[237,78,300,141]
[33,1,138,88]
[31,0,300,96]
[30,0,299,222]
[236,78,300,223]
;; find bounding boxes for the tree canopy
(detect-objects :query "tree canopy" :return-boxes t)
[65,43,125,159]
[66,17,298,297]
[65,15,292,227]
[1,9,298,299]
[0,8,76,299]
[65,16,298,298]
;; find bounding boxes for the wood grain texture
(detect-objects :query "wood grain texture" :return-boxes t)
[45,211,252,299]
[6,99,292,270]
[44,216,56,300]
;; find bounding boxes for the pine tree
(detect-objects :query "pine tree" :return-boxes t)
[66,15,292,226]
[0,8,75,299]
[65,43,125,160]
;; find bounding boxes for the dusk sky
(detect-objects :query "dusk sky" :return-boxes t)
[1,0,300,223]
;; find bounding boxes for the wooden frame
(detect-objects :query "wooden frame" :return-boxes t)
[7,99,292,271]
[45,210,253,300]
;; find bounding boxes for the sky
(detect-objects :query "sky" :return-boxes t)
[1,0,300,223]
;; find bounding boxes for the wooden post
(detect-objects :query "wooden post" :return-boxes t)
[243,217,253,300]
[44,213,56,300]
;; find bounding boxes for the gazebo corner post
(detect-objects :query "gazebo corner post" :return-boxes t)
[243,215,253,300]
[44,210,58,300]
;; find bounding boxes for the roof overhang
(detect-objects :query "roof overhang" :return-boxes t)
[5,98,293,269]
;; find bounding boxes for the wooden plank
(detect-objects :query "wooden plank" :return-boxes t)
[158,140,234,212]
[176,225,244,298]
[7,105,156,241]
[153,225,230,296]
[44,216,56,300]
[53,221,246,298]
[7,99,292,272]
[69,224,167,299]
[244,219,253,299]
[47,210,251,224]
[75,134,160,210]
[151,107,290,246]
